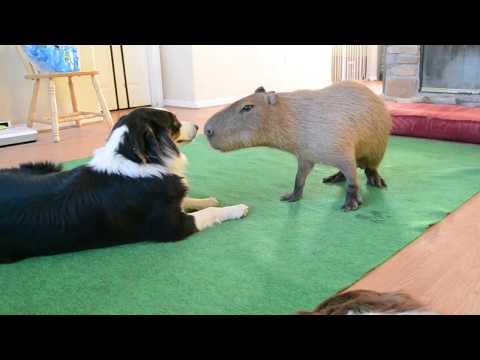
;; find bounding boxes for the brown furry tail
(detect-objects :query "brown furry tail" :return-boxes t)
[297,289,435,315]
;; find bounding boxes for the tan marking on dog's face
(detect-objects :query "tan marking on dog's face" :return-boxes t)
[174,121,198,146]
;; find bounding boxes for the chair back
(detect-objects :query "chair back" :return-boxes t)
[15,45,40,75]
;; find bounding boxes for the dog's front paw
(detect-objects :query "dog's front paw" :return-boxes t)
[205,197,220,207]
[236,204,249,218]
[223,204,249,220]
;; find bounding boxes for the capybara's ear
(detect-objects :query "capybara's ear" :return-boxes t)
[255,86,266,93]
[266,91,277,105]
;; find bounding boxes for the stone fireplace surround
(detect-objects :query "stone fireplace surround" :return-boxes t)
[383,45,480,107]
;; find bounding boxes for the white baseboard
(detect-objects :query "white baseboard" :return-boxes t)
[163,99,197,108]
[151,99,165,107]
[164,96,240,109]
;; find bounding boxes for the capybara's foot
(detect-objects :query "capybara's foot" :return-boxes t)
[365,168,387,188]
[342,195,363,211]
[323,171,346,184]
[342,185,363,211]
[281,192,302,202]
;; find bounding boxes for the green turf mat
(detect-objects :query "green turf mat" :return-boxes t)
[1,135,480,314]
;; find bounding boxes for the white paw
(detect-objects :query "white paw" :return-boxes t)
[224,204,249,220]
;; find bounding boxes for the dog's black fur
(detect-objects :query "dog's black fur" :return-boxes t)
[0,108,198,263]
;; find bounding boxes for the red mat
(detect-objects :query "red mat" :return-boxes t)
[386,102,480,144]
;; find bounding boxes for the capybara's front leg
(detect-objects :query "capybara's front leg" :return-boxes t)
[343,184,363,211]
[281,158,314,202]
[337,159,362,211]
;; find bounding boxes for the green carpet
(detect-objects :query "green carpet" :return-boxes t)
[1,135,480,314]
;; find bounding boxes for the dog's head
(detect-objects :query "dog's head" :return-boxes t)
[112,107,198,166]
[89,107,198,178]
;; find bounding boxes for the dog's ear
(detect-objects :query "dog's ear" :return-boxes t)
[142,126,179,165]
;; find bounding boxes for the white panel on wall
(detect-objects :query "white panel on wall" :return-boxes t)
[146,45,164,107]
[122,45,152,108]
[91,45,118,110]
[160,45,195,105]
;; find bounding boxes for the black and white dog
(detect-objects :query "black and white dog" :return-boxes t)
[0,107,248,263]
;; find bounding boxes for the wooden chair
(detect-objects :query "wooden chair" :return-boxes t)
[16,45,113,142]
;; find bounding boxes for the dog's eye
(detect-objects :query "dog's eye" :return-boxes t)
[240,104,254,113]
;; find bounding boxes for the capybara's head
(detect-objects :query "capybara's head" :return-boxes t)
[204,86,278,152]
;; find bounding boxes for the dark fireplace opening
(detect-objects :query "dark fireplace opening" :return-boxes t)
[420,45,480,95]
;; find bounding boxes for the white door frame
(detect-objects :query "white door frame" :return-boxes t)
[146,45,164,107]
[366,45,379,81]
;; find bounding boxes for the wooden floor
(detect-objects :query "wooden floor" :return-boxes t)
[2,82,479,314]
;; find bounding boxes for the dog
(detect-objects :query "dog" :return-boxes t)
[297,289,437,315]
[0,107,249,263]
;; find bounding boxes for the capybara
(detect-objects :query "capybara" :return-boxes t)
[204,81,392,211]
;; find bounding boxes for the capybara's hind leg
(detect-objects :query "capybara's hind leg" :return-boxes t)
[337,159,362,211]
[365,168,387,188]
[281,158,314,202]
[322,171,346,184]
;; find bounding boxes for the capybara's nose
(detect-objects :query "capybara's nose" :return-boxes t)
[205,127,214,137]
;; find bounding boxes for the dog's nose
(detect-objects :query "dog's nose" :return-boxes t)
[194,124,199,131]
[205,127,214,137]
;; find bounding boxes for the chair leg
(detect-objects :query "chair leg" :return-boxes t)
[91,74,113,128]
[48,79,60,143]
[68,76,81,127]
[27,79,40,128]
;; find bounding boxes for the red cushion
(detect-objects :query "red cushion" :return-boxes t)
[386,102,480,144]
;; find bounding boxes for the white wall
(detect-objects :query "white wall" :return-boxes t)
[162,45,333,108]
[1,45,336,125]
[0,45,99,127]
[0,45,161,127]
[0,45,34,125]
[160,45,195,107]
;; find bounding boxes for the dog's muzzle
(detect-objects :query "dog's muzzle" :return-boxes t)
[176,122,198,146]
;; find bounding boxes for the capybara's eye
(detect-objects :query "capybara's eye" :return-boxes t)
[240,104,254,113]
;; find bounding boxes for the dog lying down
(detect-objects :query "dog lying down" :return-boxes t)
[297,289,437,315]
[0,107,249,263]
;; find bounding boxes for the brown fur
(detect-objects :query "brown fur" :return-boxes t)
[297,289,433,315]
[204,81,392,211]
